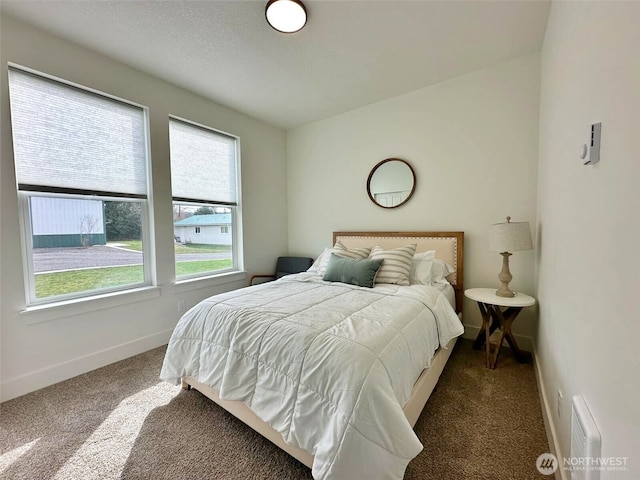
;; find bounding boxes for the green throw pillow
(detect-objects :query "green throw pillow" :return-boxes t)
[322,254,383,288]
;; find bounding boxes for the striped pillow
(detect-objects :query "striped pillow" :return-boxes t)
[370,244,417,285]
[333,240,371,260]
[317,240,371,275]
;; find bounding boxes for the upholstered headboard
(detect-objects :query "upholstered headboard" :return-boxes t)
[333,231,464,313]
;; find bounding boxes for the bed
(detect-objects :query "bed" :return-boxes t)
[160,231,464,480]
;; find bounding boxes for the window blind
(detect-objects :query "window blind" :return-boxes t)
[8,67,148,197]
[169,118,237,205]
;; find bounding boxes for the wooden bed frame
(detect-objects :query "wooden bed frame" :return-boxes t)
[182,231,464,470]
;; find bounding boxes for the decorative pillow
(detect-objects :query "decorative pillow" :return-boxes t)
[431,258,456,284]
[333,240,371,259]
[369,244,417,285]
[317,240,371,275]
[322,254,383,288]
[409,250,436,285]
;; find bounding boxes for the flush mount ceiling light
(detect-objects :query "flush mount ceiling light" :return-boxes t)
[265,0,307,34]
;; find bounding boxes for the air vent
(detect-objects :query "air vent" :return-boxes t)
[570,395,601,480]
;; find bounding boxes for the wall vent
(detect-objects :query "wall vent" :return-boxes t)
[570,395,601,480]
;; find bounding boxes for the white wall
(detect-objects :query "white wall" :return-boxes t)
[287,54,541,341]
[536,2,640,477]
[0,16,288,401]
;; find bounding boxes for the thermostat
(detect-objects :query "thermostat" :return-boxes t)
[580,123,601,165]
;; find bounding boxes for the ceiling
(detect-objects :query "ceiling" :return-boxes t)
[1,0,550,130]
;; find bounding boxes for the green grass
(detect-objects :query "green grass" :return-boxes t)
[35,265,144,298]
[110,240,143,251]
[176,259,232,276]
[108,240,230,255]
[35,259,233,298]
[174,243,231,254]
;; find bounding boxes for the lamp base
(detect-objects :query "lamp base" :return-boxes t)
[495,286,516,298]
[496,252,515,297]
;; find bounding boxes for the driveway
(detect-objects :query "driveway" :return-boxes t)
[33,245,230,273]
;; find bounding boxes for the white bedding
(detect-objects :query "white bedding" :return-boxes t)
[160,273,464,480]
[431,281,456,309]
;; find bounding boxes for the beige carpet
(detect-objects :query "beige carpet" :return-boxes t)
[0,339,549,479]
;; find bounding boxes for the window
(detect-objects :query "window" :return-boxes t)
[8,66,152,305]
[169,117,240,280]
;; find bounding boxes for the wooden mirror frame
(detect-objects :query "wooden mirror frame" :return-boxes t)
[366,158,416,209]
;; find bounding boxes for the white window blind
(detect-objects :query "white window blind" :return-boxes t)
[169,118,237,205]
[8,67,148,197]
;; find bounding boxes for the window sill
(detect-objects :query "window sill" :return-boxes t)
[173,270,247,293]
[20,272,247,325]
[21,286,162,325]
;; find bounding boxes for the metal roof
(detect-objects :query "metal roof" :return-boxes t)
[173,214,231,226]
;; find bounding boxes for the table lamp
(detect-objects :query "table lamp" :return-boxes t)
[489,216,533,297]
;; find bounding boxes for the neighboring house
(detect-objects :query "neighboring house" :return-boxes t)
[173,214,231,245]
[30,197,106,248]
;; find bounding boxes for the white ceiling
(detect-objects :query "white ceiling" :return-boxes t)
[1,0,550,130]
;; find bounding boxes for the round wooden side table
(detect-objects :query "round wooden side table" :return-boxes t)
[465,287,535,369]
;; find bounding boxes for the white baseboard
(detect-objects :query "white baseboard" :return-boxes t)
[532,340,568,480]
[0,328,173,402]
[462,323,534,352]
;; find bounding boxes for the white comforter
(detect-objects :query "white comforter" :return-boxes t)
[160,273,463,480]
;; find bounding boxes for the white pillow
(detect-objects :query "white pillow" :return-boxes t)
[307,247,330,273]
[409,250,436,285]
[431,258,455,284]
[369,244,417,286]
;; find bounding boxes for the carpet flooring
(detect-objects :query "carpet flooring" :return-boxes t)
[0,339,549,479]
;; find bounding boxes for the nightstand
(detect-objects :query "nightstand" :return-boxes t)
[464,288,535,369]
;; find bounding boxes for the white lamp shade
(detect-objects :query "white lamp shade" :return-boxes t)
[266,0,307,33]
[489,219,533,253]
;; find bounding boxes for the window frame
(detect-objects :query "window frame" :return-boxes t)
[172,201,239,281]
[8,64,154,307]
[19,192,153,306]
[169,115,242,282]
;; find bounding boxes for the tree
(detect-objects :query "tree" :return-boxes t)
[194,206,214,215]
[173,204,192,221]
[104,201,141,241]
[79,214,99,247]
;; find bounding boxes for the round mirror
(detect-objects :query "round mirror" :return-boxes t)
[367,158,416,209]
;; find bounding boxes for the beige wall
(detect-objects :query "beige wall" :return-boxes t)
[286,53,541,342]
[0,16,288,401]
[536,1,640,476]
